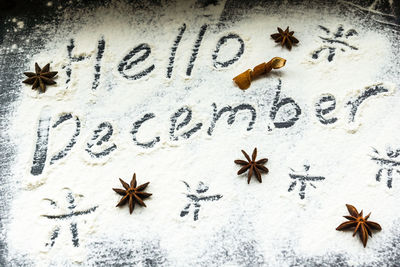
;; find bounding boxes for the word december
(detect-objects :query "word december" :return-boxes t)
[65,24,244,90]
[30,81,389,176]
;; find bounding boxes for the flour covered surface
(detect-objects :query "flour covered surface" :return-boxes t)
[1,0,400,266]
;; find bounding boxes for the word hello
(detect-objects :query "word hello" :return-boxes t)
[65,24,245,91]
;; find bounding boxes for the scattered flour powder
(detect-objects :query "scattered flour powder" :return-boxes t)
[3,0,400,266]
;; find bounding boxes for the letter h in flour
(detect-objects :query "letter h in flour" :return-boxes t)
[65,37,105,90]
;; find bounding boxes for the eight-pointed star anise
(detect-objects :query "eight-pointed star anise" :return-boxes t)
[336,204,382,247]
[234,148,269,184]
[270,26,299,50]
[113,173,152,214]
[23,62,58,92]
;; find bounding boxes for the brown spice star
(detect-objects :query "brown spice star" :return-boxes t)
[270,26,299,50]
[23,62,58,92]
[112,173,152,214]
[234,148,269,184]
[336,204,382,247]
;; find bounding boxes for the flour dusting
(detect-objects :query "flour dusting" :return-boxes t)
[3,0,400,266]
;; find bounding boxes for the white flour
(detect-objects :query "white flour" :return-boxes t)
[4,0,400,266]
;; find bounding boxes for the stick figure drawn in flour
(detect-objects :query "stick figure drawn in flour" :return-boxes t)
[288,165,325,199]
[41,188,98,248]
[180,181,222,221]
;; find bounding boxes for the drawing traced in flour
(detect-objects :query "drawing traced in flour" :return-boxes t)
[31,112,80,175]
[314,94,338,125]
[180,181,222,221]
[4,0,400,265]
[346,84,390,123]
[85,122,117,158]
[312,25,358,62]
[288,165,325,199]
[371,147,400,188]
[29,80,394,176]
[41,189,98,248]
[212,33,245,68]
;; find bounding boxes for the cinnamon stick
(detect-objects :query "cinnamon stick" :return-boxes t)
[233,57,286,90]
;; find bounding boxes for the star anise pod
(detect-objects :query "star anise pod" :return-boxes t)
[234,148,269,184]
[336,204,382,247]
[270,26,299,50]
[23,62,58,92]
[112,173,152,214]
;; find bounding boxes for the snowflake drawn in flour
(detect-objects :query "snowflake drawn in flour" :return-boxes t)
[370,147,400,188]
[311,25,358,62]
[288,165,325,199]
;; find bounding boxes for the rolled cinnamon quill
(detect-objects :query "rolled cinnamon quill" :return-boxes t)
[233,57,286,90]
